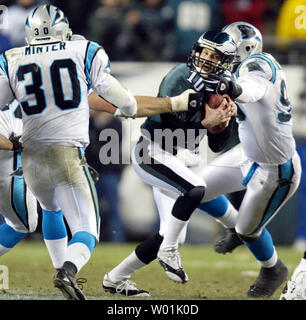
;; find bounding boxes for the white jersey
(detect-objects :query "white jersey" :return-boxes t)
[0,40,112,147]
[0,100,22,178]
[235,53,296,164]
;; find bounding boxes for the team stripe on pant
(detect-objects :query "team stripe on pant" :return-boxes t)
[134,137,195,194]
[11,152,29,230]
[256,159,294,232]
[78,148,100,235]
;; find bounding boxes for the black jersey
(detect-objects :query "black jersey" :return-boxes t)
[141,63,234,154]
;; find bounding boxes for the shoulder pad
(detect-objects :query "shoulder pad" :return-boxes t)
[71,34,86,41]
[236,54,277,83]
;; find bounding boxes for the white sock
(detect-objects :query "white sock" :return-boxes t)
[65,242,91,273]
[160,215,189,250]
[259,249,278,268]
[108,251,146,283]
[0,244,10,256]
[44,237,68,269]
[216,203,238,229]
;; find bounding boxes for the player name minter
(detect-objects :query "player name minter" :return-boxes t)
[25,42,66,55]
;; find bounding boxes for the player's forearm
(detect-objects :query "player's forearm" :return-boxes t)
[135,96,172,117]
[0,134,13,150]
[136,89,197,117]
[236,75,267,103]
[89,89,195,118]
[94,75,137,117]
[88,92,116,114]
[88,93,172,118]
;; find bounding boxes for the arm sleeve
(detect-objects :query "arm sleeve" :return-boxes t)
[235,57,273,103]
[88,42,137,117]
[236,73,267,103]
[0,107,11,138]
[0,71,15,108]
[207,116,235,153]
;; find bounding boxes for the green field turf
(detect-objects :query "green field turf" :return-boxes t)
[0,241,303,300]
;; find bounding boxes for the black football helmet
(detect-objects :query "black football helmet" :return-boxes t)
[187,31,237,76]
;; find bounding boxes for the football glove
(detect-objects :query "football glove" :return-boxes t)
[204,74,242,99]
[187,91,207,124]
[9,133,23,152]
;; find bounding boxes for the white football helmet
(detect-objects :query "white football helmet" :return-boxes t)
[222,21,263,66]
[25,5,72,45]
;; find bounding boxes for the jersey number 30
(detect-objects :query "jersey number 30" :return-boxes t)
[17,59,81,115]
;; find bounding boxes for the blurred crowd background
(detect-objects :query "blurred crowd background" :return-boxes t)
[0,0,305,64]
[0,0,305,248]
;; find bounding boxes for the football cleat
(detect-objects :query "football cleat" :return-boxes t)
[157,247,188,283]
[102,273,150,297]
[280,271,306,300]
[247,259,288,298]
[214,228,243,254]
[53,268,86,300]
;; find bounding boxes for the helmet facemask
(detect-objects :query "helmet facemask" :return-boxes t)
[187,31,236,77]
[189,45,232,76]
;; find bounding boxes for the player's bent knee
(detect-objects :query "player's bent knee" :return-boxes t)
[187,185,206,203]
[172,186,206,221]
[236,231,259,243]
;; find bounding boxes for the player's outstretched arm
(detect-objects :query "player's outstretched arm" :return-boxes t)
[134,89,197,117]
[88,92,172,117]
[88,92,117,114]
[88,89,200,118]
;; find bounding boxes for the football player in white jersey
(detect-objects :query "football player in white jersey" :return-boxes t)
[156,21,301,298]
[0,5,216,300]
[0,100,38,255]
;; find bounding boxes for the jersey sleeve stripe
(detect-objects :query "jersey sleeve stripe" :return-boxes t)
[0,53,8,77]
[84,41,102,86]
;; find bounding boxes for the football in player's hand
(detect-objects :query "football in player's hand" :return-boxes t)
[208,94,224,109]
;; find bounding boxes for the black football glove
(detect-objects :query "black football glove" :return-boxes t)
[204,74,242,99]
[201,76,221,94]
[187,92,207,124]
[9,133,23,152]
